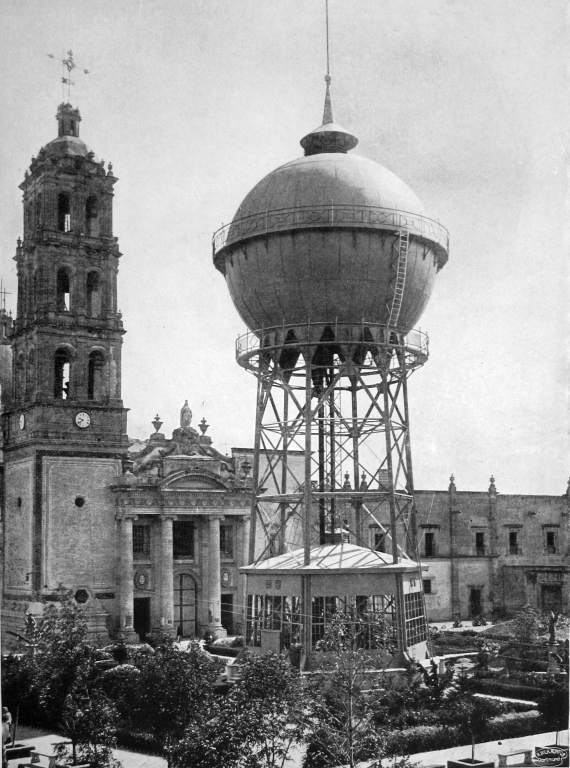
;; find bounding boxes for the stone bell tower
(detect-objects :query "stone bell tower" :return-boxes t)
[2,103,128,638]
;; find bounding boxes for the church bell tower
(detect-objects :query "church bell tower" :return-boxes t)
[2,103,128,627]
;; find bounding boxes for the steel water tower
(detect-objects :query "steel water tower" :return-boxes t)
[213,48,449,666]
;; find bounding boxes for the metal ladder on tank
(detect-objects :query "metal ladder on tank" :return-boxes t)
[387,229,409,330]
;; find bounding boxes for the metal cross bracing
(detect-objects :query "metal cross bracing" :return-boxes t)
[239,321,432,660]
[242,324,424,564]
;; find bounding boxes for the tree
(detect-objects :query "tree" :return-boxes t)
[447,677,501,762]
[230,651,306,768]
[303,610,393,768]
[9,590,122,767]
[97,664,141,729]
[16,588,92,728]
[169,651,307,768]
[129,638,221,747]
[511,606,541,644]
[55,687,122,768]
[510,606,546,671]
[538,679,569,745]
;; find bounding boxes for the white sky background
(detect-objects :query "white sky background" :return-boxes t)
[0,0,567,495]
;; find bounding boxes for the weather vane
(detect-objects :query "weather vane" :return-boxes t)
[47,49,90,101]
[0,279,12,313]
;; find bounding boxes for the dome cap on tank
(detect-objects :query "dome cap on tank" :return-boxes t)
[300,74,358,155]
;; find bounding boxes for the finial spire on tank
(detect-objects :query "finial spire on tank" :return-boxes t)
[323,0,333,124]
[213,2,450,669]
[300,0,358,155]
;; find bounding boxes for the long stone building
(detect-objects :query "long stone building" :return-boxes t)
[0,103,567,650]
[413,477,569,621]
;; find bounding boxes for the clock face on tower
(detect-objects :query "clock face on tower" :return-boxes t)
[19,413,25,430]
[74,411,91,429]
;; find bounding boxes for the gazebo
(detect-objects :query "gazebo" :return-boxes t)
[242,541,428,668]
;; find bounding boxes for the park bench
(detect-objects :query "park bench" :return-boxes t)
[16,742,89,768]
[498,748,532,767]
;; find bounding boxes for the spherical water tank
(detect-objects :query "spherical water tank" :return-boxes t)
[214,112,448,336]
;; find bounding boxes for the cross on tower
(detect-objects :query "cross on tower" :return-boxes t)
[0,279,12,312]
[47,49,90,101]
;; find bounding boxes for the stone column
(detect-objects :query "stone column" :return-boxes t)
[118,515,137,641]
[206,515,226,638]
[159,515,175,634]
[238,515,250,635]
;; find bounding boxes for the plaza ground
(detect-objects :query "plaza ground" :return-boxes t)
[8,729,568,768]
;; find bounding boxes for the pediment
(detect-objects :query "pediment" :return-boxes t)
[161,469,228,491]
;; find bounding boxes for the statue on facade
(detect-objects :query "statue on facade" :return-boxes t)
[180,400,192,429]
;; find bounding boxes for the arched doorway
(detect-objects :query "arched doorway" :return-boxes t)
[174,573,197,638]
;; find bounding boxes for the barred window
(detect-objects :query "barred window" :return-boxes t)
[404,591,427,645]
[133,525,150,558]
[173,520,195,559]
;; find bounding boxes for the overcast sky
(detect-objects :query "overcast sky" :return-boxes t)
[0,0,567,495]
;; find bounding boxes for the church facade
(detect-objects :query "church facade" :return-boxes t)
[0,104,567,650]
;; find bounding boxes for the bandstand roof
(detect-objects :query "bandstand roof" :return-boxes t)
[242,542,418,575]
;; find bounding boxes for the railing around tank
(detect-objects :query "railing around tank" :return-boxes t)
[235,321,429,373]
[213,203,449,258]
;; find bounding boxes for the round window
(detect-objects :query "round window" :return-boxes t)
[74,589,89,604]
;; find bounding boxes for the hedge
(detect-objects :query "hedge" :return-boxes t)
[471,678,540,701]
[116,729,163,755]
[385,710,541,757]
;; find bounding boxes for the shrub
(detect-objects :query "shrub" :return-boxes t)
[537,681,569,735]
[471,678,540,701]
[386,724,459,756]
[384,711,540,757]
[485,710,541,740]
[128,640,221,744]
[115,729,162,755]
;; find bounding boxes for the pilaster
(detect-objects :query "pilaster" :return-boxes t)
[118,514,137,641]
[448,474,461,622]
[487,475,498,615]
